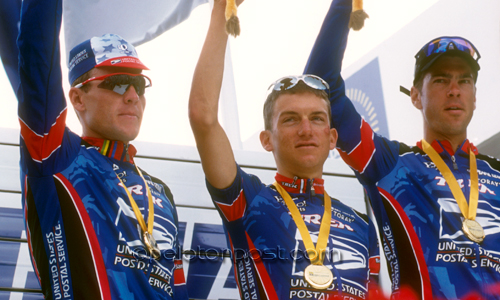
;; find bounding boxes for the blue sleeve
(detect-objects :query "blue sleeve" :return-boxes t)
[303,0,400,184]
[17,0,72,175]
[0,0,22,92]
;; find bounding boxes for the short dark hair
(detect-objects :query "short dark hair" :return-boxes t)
[413,52,478,91]
[263,81,330,131]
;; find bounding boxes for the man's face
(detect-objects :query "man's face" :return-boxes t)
[260,92,337,178]
[411,55,476,143]
[71,67,146,142]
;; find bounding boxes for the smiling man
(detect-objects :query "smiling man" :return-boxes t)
[16,0,187,299]
[304,0,500,298]
[188,0,379,299]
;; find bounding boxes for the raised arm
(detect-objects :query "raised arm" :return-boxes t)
[17,0,68,174]
[189,0,240,189]
[304,0,399,184]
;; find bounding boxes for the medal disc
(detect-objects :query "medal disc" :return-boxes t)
[304,264,333,290]
[143,232,161,259]
[462,219,485,243]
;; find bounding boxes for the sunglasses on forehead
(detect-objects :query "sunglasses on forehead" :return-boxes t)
[422,37,481,61]
[418,36,480,61]
[74,73,152,96]
[268,75,330,95]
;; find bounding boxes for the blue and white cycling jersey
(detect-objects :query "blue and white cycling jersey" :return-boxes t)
[16,0,187,299]
[207,166,380,299]
[304,0,500,299]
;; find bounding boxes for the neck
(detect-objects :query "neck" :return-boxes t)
[82,136,136,163]
[276,168,323,181]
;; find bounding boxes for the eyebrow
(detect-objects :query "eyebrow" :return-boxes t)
[278,110,328,118]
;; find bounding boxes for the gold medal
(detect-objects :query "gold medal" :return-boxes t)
[304,264,334,290]
[421,140,485,243]
[143,231,161,259]
[462,219,485,243]
[117,166,161,259]
[273,182,334,290]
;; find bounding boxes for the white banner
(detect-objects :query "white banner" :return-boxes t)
[63,0,209,50]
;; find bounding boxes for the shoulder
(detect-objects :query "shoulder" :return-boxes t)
[477,153,500,173]
[398,141,423,156]
[207,165,267,204]
[330,196,369,225]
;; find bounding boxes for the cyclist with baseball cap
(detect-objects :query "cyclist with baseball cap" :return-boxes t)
[304,0,500,298]
[16,0,187,299]
[188,0,380,298]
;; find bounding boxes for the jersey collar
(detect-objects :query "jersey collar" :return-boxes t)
[417,139,478,156]
[82,137,137,163]
[274,173,325,194]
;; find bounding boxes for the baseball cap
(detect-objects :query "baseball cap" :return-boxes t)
[68,33,149,85]
[413,36,480,85]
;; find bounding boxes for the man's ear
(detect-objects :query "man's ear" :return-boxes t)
[260,130,273,152]
[69,87,86,112]
[330,128,338,150]
[410,86,423,110]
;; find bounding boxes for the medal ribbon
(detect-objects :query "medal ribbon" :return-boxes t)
[273,182,331,265]
[421,139,479,220]
[116,166,155,237]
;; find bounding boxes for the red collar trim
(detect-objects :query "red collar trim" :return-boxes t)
[274,173,324,194]
[82,137,136,163]
[460,140,479,155]
[417,139,478,156]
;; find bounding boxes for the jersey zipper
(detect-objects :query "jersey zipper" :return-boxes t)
[451,155,458,170]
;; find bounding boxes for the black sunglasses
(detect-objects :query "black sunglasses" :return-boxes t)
[74,73,152,96]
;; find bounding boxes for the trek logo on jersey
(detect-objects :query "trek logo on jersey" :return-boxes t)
[281,181,298,189]
[434,176,497,195]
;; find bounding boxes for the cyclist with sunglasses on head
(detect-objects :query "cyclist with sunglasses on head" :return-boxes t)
[16,0,188,299]
[188,1,380,298]
[304,0,500,299]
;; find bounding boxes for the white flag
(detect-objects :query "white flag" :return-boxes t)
[63,0,208,50]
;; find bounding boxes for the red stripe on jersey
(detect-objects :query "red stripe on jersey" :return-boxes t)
[338,119,375,174]
[378,188,433,300]
[215,189,247,222]
[19,108,67,162]
[54,174,112,299]
[173,259,186,285]
[369,256,380,275]
[245,232,278,300]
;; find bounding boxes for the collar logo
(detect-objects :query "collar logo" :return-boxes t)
[281,181,298,189]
